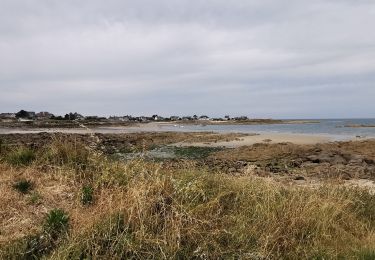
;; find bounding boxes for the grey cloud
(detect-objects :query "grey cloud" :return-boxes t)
[0,0,375,118]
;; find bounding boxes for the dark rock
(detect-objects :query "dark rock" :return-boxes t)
[349,155,366,165]
[307,153,347,165]
[294,176,305,181]
[364,158,375,165]
[331,155,347,165]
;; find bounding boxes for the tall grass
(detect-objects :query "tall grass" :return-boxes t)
[0,138,374,259]
[49,170,374,259]
[41,136,91,169]
[5,147,36,166]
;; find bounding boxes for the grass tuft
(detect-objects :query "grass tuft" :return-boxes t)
[12,179,33,194]
[44,209,70,238]
[81,185,94,205]
[6,147,36,166]
[42,137,91,169]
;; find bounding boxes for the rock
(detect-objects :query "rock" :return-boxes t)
[243,164,258,175]
[364,158,375,165]
[341,173,352,180]
[349,155,366,165]
[331,155,347,165]
[307,153,347,165]
[307,154,331,163]
[294,176,305,181]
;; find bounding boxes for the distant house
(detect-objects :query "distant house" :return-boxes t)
[234,116,248,121]
[122,116,131,121]
[63,112,85,120]
[28,112,36,119]
[36,111,54,120]
[74,113,85,120]
[109,116,131,122]
[0,113,16,119]
[182,116,193,121]
[224,115,231,120]
[170,116,180,121]
[85,116,99,120]
[109,116,120,121]
[15,110,36,119]
[199,115,210,121]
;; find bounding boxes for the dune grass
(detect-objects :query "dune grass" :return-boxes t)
[5,147,36,166]
[0,137,374,259]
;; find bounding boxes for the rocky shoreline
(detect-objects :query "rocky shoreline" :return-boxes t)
[1,132,374,186]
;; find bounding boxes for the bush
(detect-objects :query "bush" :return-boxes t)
[12,179,33,194]
[6,147,36,166]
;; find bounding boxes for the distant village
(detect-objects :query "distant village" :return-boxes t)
[0,110,250,123]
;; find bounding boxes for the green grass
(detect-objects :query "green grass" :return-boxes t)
[356,249,375,260]
[44,209,70,238]
[6,147,36,166]
[173,146,224,159]
[81,185,94,205]
[0,209,70,259]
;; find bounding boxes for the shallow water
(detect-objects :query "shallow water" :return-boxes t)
[159,119,375,139]
[1,119,375,139]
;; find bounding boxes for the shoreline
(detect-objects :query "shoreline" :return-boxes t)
[0,123,372,145]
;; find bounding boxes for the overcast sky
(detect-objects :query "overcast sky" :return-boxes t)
[1,0,375,118]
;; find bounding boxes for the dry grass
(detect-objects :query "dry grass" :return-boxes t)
[0,138,374,259]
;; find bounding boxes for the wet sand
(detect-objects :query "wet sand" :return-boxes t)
[175,133,332,148]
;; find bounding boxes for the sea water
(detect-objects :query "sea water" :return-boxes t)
[1,119,375,140]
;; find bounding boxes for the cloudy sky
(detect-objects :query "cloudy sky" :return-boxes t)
[1,0,375,118]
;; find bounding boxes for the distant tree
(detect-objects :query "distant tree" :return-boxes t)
[16,110,30,119]
[52,116,64,120]
[64,113,77,120]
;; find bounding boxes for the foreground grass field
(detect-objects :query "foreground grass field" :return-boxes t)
[0,136,374,259]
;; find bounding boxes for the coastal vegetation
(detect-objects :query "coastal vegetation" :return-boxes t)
[0,134,374,259]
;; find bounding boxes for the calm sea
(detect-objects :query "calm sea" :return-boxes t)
[158,119,375,140]
[1,119,375,140]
